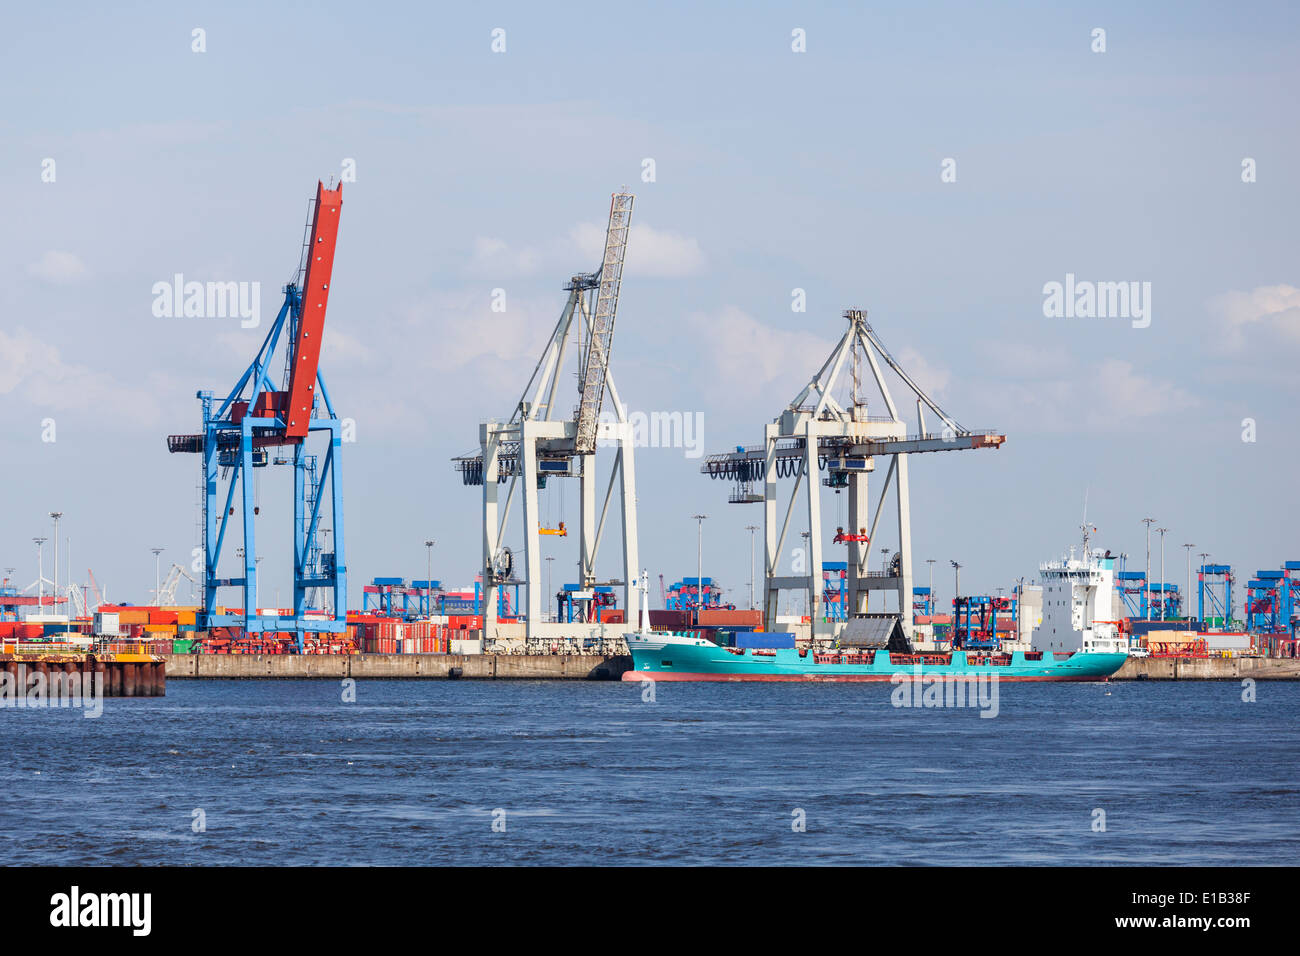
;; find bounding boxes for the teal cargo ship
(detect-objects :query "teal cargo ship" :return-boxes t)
[622,632,1127,682]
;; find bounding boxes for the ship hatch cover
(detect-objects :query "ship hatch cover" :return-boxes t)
[841,614,911,652]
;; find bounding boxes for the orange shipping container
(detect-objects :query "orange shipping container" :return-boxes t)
[697,609,763,627]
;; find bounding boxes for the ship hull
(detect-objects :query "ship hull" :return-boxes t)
[622,634,1127,683]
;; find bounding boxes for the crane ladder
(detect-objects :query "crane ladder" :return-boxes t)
[574,191,633,454]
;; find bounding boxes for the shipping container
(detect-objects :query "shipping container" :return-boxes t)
[736,631,796,649]
[697,609,763,627]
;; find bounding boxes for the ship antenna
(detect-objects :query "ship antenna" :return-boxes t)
[1080,488,1091,558]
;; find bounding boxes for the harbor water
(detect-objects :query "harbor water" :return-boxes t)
[2,679,1297,865]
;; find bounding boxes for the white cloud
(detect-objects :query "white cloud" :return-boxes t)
[1092,358,1198,421]
[569,221,705,277]
[1209,283,1300,348]
[465,237,542,278]
[461,219,705,283]
[27,250,87,283]
[400,290,555,380]
[896,346,951,399]
[974,356,1198,432]
[0,327,164,424]
[692,306,833,399]
[321,329,377,365]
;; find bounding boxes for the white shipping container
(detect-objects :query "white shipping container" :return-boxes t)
[1207,634,1251,651]
[450,638,483,655]
[94,612,120,636]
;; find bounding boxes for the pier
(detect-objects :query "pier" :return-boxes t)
[1,652,166,697]
[164,652,631,681]
[159,653,1300,681]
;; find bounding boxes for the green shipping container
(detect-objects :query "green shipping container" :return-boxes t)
[172,639,196,654]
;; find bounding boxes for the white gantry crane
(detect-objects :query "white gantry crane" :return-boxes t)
[157,563,199,606]
[701,309,1005,644]
[455,190,639,643]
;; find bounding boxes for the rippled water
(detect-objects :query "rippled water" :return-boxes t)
[2,678,1296,865]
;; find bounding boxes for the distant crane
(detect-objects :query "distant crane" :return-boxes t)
[157,563,199,606]
[167,181,348,647]
[454,190,639,643]
[87,569,105,611]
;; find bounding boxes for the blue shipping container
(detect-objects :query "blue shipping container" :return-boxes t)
[736,632,796,649]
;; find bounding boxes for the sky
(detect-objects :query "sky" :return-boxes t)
[2,1,1298,615]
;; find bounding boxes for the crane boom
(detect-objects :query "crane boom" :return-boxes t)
[573,191,633,454]
[285,182,343,439]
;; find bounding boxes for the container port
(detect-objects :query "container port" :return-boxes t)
[1,183,1296,685]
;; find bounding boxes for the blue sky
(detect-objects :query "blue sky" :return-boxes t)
[2,1,1298,611]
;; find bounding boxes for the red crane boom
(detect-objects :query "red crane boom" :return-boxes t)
[285,181,343,439]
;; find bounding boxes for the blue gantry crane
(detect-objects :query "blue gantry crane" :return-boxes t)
[1197,564,1233,626]
[168,182,347,647]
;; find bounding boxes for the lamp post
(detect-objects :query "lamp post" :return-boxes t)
[1198,552,1211,623]
[950,560,961,611]
[319,529,332,612]
[34,538,47,607]
[1183,543,1194,621]
[1156,527,1168,620]
[425,539,435,617]
[1016,575,1026,641]
[151,548,164,605]
[801,531,811,616]
[926,558,936,614]
[1141,517,1156,619]
[745,524,759,611]
[692,515,708,622]
[545,556,555,621]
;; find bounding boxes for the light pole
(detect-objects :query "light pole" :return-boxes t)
[926,558,936,614]
[425,539,435,617]
[745,524,759,610]
[1198,552,1211,623]
[34,538,47,608]
[49,512,62,613]
[319,529,332,612]
[1016,575,1026,641]
[1141,517,1156,619]
[950,560,961,613]
[692,515,708,622]
[1183,543,1194,621]
[545,556,555,621]
[1156,527,1168,620]
[151,548,164,605]
[801,531,811,616]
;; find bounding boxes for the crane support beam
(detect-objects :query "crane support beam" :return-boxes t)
[285,182,343,439]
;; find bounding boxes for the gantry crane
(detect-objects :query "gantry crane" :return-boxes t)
[454,190,638,643]
[167,181,347,646]
[157,563,199,606]
[701,309,1005,643]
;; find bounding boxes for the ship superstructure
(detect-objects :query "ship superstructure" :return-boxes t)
[1032,528,1126,655]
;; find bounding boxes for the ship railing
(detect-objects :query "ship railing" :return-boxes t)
[5,642,87,656]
